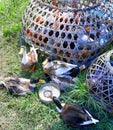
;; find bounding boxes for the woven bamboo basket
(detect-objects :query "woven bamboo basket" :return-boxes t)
[22,0,113,66]
[86,50,113,112]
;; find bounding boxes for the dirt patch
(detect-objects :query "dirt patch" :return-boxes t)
[0,116,9,130]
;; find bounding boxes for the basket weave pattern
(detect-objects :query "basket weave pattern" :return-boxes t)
[86,50,113,112]
[22,0,113,66]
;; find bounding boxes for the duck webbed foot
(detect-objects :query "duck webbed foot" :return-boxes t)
[28,64,36,73]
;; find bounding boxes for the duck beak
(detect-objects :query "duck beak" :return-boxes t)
[42,59,49,67]
[19,46,25,56]
[79,65,86,71]
[38,79,46,84]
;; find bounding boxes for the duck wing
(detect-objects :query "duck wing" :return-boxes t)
[21,46,38,72]
[79,109,99,125]
[50,60,77,76]
[51,75,75,91]
[27,50,37,64]
[8,85,27,95]
[28,46,38,64]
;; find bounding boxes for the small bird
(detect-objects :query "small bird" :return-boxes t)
[42,54,85,90]
[52,96,99,127]
[0,77,45,96]
[19,45,38,72]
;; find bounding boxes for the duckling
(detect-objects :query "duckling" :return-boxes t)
[0,77,45,96]
[52,96,99,127]
[42,54,85,90]
[19,45,38,72]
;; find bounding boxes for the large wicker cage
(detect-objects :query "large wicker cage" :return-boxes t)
[86,50,113,112]
[22,0,113,66]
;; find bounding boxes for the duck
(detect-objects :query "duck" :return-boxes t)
[0,77,45,96]
[19,45,38,72]
[42,54,85,90]
[49,75,78,91]
[52,96,99,127]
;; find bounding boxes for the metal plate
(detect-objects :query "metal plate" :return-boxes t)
[39,83,60,103]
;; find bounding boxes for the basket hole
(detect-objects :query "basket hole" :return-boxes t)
[67,33,72,39]
[60,17,63,22]
[85,26,90,33]
[49,30,54,36]
[36,42,39,46]
[61,32,66,38]
[40,44,45,50]
[59,50,64,56]
[87,17,91,23]
[42,12,46,16]
[47,46,51,52]
[44,21,49,26]
[33,33,38,38]
[43,37,48,43]
[55,31,59,37]
[65,25,69,31]
[49,39,54,45]
[65,52,70,57]
[90,34,95,40]
[70,42,75,49]
[63,41,68,48]
[49,23,54,27]
[96,32,100,38]
[43,29,48,34]
[52,49,57,54]
[36,16,40,22]
[86,45,91,50]
[70,18,74,24]
[60,24,64,30]
[63,58,67,62]
[74,34,78,40]
[80,18,85,24]
[65,18,68,23]
[39,35,42,41]
[34,25,38,30]
[57,42,61,47]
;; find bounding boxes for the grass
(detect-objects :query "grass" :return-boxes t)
[0,0,113,130]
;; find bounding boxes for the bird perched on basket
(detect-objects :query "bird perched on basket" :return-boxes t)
[19,45,38,72]
[42,54,85,90]
[0,77,45,96]
[52,96,99,127]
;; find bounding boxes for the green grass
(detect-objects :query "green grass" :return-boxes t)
[0,0,113,130]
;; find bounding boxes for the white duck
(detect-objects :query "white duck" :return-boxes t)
[19,45,38,72]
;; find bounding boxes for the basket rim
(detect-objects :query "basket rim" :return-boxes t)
[30,0,101,13]
[105,50,113,74]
